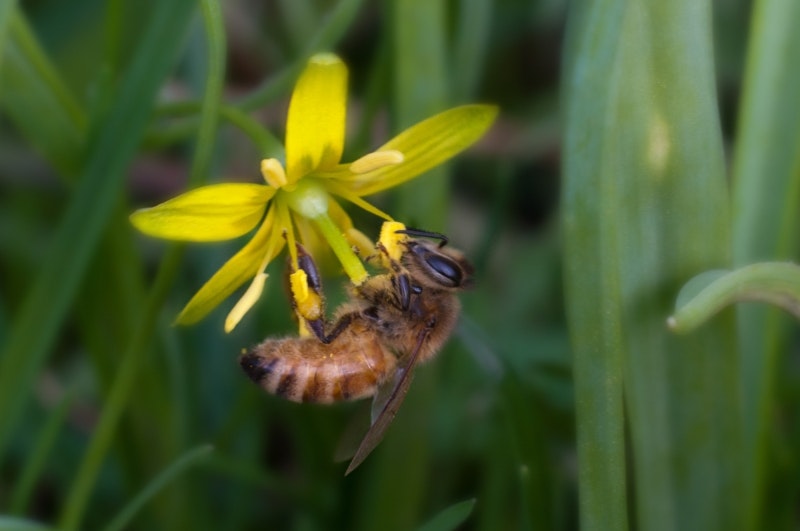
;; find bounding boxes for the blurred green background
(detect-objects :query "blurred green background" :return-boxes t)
[1,0,798,530]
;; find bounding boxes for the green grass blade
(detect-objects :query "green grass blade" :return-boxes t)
[101,445,214,531]
[451,0,492,102]
[415,499,475,531]
[190,0,226,184]
[58,1,225,525]
[0,0,196,468]
[58,246,186,531]
[562,3,628,529]
[392,0,449,230]
[0,0,16,70]
[730,0,800,528]
[0,9,86,178]
[563,1,743,530]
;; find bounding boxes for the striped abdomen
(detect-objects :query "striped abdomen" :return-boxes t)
[240,328,397,404]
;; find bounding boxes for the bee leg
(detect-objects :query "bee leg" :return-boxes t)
[290,243,363,345]
[302,311,360,344]
[391,273,423,311]
[290,243,335,344]
[374,241,415,311]
[319,312,356,344]
[295,243,323,294]
[303,316,328,343]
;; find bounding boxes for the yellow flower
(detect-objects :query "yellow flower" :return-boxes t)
[131,53,497,332]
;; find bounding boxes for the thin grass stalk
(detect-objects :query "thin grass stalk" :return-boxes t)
[235,0,365,112]
[101,445,214,531]
[8,386,77,515]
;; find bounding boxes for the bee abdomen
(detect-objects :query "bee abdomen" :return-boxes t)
[240,334,396,404]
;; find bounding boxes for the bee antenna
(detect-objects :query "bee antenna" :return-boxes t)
[394,227,449,248]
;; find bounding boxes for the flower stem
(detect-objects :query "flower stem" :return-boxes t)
[314,212,368,284]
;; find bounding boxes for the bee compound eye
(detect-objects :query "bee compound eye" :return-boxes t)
[424,253,463,287]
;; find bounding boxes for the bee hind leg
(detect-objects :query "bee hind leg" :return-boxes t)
[291,243,362,345]
[289,242,332,343]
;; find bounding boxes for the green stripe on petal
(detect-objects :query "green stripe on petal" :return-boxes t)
[175,207,285,325]
[285,53,348,182]
[326,104,497,196]
[130,183,274,242]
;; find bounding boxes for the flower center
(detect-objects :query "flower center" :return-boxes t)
[285,177,328,219]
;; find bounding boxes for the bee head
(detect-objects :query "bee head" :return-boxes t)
[403,240,474,290]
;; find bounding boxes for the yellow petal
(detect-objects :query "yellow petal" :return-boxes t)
[285,53,348,182]
[224,272,269,333]
[322,104,498,196]
[130,183,275,242]
[176,208,285,325]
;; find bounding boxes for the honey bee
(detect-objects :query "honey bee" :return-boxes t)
[239,224,473,474]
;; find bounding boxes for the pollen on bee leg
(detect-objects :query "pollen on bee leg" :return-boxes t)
[349,150,404,174]
[261,158,288,189]
[290,270,323,321]
[378,221,408,263]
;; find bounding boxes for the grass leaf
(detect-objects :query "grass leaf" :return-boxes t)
[415,499,476,531]
[563,1,743,529]
[730,0,800,527]
[0,0,196,491]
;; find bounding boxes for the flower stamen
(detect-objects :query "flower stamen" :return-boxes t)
[349,150,404,174]
[261,158,288,189]
[313,212,368,285]
[345,227,376,257]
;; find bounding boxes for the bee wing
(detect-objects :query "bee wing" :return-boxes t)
[344,328,429,475]
[370,362,404,425]
[332,401,371,462]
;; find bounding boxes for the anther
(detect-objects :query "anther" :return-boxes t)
[261,158,288,189]
[349,150,404,174]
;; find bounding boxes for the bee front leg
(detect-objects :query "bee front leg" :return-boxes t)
[375,241,420,311]
[391,273,423,311]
